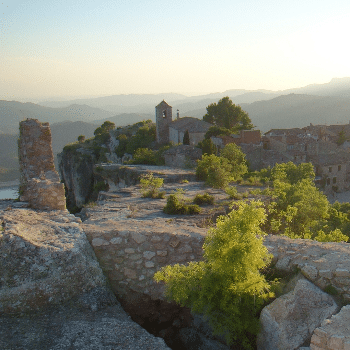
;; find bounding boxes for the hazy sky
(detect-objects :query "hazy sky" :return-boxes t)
[1,0,350,101]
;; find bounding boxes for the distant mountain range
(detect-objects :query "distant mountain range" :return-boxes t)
[2,77,350,182]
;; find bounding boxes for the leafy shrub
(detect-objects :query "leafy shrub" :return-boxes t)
[155,201,272,348]
[130,148,157,165]
[163,190,201,215]
[196,154,232,188]
[193,192,214,205]
[225,186,243,200]
[140,173,165,199]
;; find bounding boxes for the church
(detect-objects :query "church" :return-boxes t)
[155,100,211,145]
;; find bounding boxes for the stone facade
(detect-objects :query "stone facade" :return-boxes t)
[19,119,66,210]
[156,100,173,144]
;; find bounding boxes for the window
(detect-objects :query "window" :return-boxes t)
[327,178,330,185]
[338,165,341,171]
[333,177,337,184]
[329,167,332,173]
[162,110,167,118]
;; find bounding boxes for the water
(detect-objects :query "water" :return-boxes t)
[0,187,19,200]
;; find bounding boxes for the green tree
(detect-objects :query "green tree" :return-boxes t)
[196,154,233,188]
[197,138,217,155]
[130,148,156,165]
[336,129,347,146]
[155,201,272,348]
[183,130,190,145]
[125,124,156,154]
[271,162,315,184]
[204,125,232,139]
[220,143,248,179]
[77,135,85,143]
[94,121,116,144]
[203,97,254,131]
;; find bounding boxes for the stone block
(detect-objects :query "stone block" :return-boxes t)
[131,232,146,244]
[143,251,156,260]
[91,238,109,247]
[110,237,123,244]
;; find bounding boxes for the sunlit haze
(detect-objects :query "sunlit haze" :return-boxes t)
[2,0,350,101]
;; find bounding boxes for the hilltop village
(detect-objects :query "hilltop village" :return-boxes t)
[106,99,350,196]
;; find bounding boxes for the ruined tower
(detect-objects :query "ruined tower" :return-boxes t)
[18,118,66,210]
[155,100,172,144]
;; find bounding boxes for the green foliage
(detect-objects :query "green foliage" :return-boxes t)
[220,143,248,178]
[271,162,315,184]
[267,178,329,238]
[115,134,128,157]
[203,96,254,131]
[140,173,165,199]
[183,130,190,145]
[196,154,233,188]
[204,126,232,139]
[336,129,347,146]
[93,181,108,192]
[94,121,115,144]
[196,143,248,188]
[225,185,240,199]
[313,229,349,242]
[324,284,339,295]
[78,135,85,143]
[193,192,214,205]
[197,138,217,155]
[129,148,157,165]
[155,201,272,348]
[163,190,201,215]
[125,124,156,154]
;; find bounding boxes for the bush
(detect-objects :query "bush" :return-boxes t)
[193,192,214,205]
[163,190,201,215]
[196,154,232,188]
[225,185,238,199]
[140,173,165,199]
[130,148,157,165]
[155,201,272,348]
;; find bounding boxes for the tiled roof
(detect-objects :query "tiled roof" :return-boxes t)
[169,117,212,133]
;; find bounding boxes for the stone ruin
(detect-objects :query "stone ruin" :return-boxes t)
[18,118,66,210]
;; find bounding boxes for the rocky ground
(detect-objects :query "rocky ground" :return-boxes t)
[0,201,170,350]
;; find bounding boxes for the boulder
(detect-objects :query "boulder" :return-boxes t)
[0,209,108,314]
[310,305,350,350]
[257,278,338,350]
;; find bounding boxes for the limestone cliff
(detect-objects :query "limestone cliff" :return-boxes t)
[58,148,97,211]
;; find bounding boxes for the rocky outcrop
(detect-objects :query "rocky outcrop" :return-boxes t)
[0,209,107,314]
[264,235,350,302]
[0,205,170,350]
[310,305,350,350]
[58,148,96,210]
[257,277,338,350]
[18,118,66,210]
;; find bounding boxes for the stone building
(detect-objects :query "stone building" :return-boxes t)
[155,100,211,145]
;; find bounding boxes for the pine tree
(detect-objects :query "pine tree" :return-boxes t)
[183,130,190,145]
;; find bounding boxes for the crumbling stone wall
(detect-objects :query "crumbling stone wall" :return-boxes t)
[83,215,205,300]
[18,118,66,210]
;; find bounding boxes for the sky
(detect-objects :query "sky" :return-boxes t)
[1,0,350,101]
